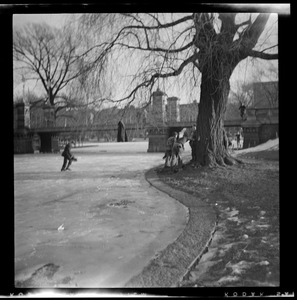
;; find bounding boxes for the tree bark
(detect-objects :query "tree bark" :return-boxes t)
[195,63,235,167]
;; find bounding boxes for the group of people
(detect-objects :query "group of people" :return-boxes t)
[163,124,198,169]
[225,131,243,150]
[61,125,242,172]
[233,131,243,150]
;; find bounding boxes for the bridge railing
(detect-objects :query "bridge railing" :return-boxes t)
[30,121,147,132]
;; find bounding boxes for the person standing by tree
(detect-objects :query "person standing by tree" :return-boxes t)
[171,132,189,170]
[163,131,178,167]
[61,141,77,171]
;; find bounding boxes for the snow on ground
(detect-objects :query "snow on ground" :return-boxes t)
[234,138,279,156]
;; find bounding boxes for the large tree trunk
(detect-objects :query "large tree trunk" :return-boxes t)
[196,66,235,167]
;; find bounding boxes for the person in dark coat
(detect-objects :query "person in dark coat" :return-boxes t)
[117,121,128,142]
[163,131,178,167]
[171,132,189,170]
[61,141,77,171]
[189,124,198,162]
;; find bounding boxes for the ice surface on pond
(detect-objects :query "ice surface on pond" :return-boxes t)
[14,141,189,287]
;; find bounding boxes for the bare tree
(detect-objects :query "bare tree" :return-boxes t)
[224,81,254,120]
[77,12,278,166]
[259,81,278,108]
[13,22,105,118]
[250,61,278,108]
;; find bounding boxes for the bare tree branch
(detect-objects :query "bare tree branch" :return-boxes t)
[109,52,199,103]
[64,11,278,127]
[248,49,278,60]
[240,13,271,50]
[236,17,252,30]
[118,13,194,31]
[113,40,194,53]
[219,13,237,41]
[14,22,104,111]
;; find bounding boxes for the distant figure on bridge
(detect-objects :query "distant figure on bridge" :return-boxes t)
[163,131,178,167]
[239,102,246,120]
[117,121,128,142]
[189,124,198,162]
[61,141,77,171]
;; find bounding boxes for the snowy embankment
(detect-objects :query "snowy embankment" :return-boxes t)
[234,138,279,160]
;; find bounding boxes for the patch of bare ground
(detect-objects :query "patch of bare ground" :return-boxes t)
[157,152,279,287]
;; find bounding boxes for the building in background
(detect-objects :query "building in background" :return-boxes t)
[251,81,278,108]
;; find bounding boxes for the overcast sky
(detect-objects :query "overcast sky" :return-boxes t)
[13,13,279,104]
[13,14,67,28]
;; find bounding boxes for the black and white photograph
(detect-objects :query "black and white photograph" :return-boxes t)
[5,2,292,298]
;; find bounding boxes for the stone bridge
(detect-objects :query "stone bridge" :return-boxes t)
[144,90,278,152]
[14,88,278,153]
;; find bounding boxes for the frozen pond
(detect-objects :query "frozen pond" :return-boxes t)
[14,141,189,287]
